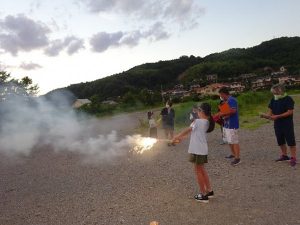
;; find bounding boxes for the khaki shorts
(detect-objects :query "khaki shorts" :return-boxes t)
[189,154,208,165]
[223,128,239,144]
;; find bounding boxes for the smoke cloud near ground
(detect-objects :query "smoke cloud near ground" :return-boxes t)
[0,91,145,163]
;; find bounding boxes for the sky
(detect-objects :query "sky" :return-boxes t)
[0,0,300,95]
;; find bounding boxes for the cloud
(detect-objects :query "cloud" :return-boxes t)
[144,22,170,41]
[84,0,203,52]
[81,0,204,27]
[90,31,123,52]
[120,30,142,47]
[0,14,50,56]
[66,37,85,55]
[29,0,42,14]
[44,36,85,56]
[19,62,42,70]
[0,15,84,56]
[82,0,141,13]
[90,22,170,52]
[0,62,9,71]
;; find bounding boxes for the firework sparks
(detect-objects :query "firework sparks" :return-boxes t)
[131,136,158,154]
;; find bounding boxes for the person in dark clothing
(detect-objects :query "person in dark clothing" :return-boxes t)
[214,100,227,145]
[160,100,175,140]
[261,84,297,167]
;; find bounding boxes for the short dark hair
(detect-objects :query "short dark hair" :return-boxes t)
[219,87,230,95]
[166,100,173,107]
[147,111,153,119]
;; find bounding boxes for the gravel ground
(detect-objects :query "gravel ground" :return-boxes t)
[0,108,300,225]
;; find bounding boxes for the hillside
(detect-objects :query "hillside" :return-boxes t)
[47,36,300,100]
[66,55,202,100]
[182,37,300,83]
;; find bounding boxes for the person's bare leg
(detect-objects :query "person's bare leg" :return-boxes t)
[169,129,174,139]
[200,167,211,193]
[164,129,169,139]
[195,165,206,194]
[233,144,240,159]
[229,144,235,157]
[279,144,288,156]
[290,146,296,159]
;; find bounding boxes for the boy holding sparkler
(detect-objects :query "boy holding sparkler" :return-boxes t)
[171,103,215,203]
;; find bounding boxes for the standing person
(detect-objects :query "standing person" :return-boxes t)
[171,103,215,203]
[147,111,158,138]
[261,84,297,167]
[213,100,227,145]
[189,105,199,122]
[217,87,241,166]
[160,101,175,140]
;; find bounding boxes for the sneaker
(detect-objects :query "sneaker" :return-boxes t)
[194,194,209,203]
[290,157,297,167]
[231,158,241,166]
[225,154,234,159]
[275,155,290,162]
[205,191,214,199]
[220,141,227,145]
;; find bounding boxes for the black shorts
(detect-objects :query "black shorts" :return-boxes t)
[274,125,296,146]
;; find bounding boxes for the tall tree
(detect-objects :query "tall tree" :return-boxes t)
[0,71,39,101]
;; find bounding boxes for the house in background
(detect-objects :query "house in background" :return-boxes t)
[198,83,228,96]
[229,82,245,93]
[251,77,272,90]
[102,100,118,105]
[72,99,91,108]
[278,76,300,86]
[206,74,218,82]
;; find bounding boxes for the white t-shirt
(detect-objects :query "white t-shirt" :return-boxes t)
[149,118,157,128]
[188,119,209,155]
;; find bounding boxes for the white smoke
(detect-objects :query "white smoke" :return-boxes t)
[0,91,146,163]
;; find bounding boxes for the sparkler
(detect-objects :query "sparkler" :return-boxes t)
[130,136,180,154]
[131,136,158,154]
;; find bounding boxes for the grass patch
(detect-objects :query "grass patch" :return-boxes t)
[105,91,300,133]
[173,91,279,130]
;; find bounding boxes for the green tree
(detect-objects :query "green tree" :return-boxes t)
[138,89,156,106]
[0,71,39,101]
[122,91,137,105]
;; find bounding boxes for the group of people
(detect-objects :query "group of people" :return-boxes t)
[148,84,297,203]
[147,100,175,140]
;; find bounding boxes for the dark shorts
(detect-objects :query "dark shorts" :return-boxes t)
[163,124,174,130]
[274,125,296,146]
[189,154,208,165]
[149,127,157,138]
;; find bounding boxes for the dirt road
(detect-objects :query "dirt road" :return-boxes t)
[1,108,299,225]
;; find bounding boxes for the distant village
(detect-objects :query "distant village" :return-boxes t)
[72,66,300,108]
[162,66,300,100]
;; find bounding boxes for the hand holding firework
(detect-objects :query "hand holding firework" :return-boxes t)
[167,138,180,146]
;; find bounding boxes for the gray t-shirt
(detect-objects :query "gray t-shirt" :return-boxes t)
[188,119,209,155]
